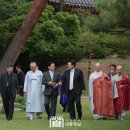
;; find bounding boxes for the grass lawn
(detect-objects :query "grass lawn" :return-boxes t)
[0,99,130,130]
[0,58,130,130]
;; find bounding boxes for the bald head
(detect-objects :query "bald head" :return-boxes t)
[95,63,101,72]
[30,62,37,72]
[116,65,122,75]
[95,63,101,67]
[117,65,122,70]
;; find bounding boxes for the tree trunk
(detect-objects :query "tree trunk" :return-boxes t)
[0,0,48,73]
[59,0,64,11]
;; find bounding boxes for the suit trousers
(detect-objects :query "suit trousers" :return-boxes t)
[44,94,58,118]
[2,89,15,120]
[68,89,82,120]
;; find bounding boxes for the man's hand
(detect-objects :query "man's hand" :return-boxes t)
[119,85,124,89]
[58,81,62,86]
[54,83,59,88]
[48,81,56,86]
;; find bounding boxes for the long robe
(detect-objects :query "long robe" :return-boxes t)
[24,70,45,112]
[112,74,130,115]
[125,79,130,110]
[89,71,118,115]
[89,71,102,112]
[126,79,130,110]
[93,73,115,117]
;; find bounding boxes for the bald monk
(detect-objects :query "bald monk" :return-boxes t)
[112,65,130,120]
[89,63,116,120]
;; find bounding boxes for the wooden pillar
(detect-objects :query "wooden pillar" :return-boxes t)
[88,32,92,78]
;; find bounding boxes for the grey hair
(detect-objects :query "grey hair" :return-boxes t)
[30,62,37,66]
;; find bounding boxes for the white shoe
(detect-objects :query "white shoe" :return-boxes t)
[118,115,124,120]
[28,117,33,120]
[121,112,126,117]
[120,117,124,120]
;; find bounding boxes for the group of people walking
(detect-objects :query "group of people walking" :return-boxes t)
[89,63,130,120]
[0,60,85,121]
[0,60,130,121]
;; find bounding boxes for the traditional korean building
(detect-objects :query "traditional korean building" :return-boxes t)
[49,0,98,14]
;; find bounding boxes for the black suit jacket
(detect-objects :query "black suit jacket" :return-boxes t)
[64,68,85,95]
[17,70,25,86]
[108,72,116,78]
[42,71,61,96]
[0,73,19,97]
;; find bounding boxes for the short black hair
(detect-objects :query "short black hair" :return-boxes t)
[16,65,21,69]
[109,64,116,69]
[68,60,76,67]
[48,62,55,67]
[7,64,14,68]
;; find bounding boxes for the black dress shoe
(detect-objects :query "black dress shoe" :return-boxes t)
[7,118,12,121]
[102,117,107,120]
[38,117,42,119]
[115,116,118,120]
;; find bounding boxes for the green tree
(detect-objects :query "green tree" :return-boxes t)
[82,0,130,33]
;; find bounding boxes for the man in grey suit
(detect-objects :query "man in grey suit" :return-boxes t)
[42,62,62,120]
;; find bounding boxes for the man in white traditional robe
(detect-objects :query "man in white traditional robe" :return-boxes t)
[24,62,45,120]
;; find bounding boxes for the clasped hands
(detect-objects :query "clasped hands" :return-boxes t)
[118,85,124,89]
[48,81,62,88]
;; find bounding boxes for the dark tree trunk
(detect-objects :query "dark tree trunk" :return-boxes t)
[59,0,64,11]
[0,0,48,73]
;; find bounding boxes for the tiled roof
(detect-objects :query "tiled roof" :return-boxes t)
[49,0,95,9]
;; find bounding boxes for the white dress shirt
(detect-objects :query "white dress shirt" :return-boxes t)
[69,68,75,90]
[49,71,54,81]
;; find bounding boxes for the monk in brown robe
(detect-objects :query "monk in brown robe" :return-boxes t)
[89,63,115,120]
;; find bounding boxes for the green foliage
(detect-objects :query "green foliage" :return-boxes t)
[0,0,31,59]
[15,96,26,111]
[54,12,80,43]
[22,5,82,68]
[81,32,130,58]
[0,1,83,68]
[82,0,130,33]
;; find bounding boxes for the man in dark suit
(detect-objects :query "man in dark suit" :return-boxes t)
[16,65,25,96]
[0,65,19,120]
[42,62,62,120]
[64,60,85,120]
